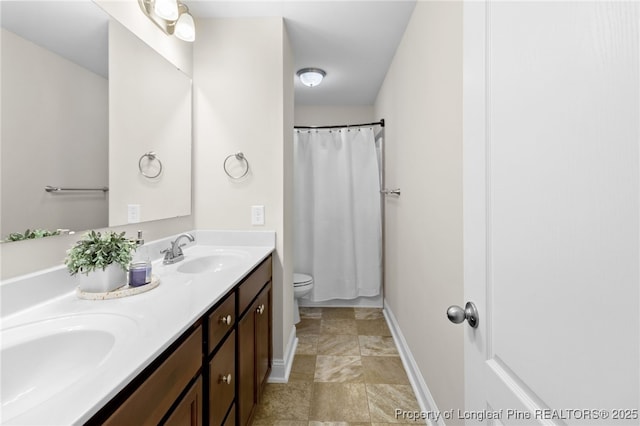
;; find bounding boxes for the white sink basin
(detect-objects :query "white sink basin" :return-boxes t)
[1,313,138,422]
[177,249,249,274]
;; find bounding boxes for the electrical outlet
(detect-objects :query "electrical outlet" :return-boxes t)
[127,204,141,223]
[251,205,265,226]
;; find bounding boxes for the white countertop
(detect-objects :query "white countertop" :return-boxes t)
[0,230,275,425]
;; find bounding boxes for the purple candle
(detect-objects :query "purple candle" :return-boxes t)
[129,263,147,287]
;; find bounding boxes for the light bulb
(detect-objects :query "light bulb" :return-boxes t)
[154,0,179,21]
[175,12,195,42]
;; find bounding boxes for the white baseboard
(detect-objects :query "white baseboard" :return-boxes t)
[268,325,298,383]
[383,300,446,426]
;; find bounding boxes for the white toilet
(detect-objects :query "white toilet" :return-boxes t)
[293,273,314,324]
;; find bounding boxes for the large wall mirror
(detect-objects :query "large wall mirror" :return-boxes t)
[0,0,192,242]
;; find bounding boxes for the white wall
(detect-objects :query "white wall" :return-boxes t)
[1,28,108,237]
[1,3,194,280]
[193,17,294,368]
[374,1,464,420]
[294,105,374,127]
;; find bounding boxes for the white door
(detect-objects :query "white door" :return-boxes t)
[461,2,639,425]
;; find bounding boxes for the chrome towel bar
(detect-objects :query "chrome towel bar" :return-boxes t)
[45,185,109,193]
[381,188,401,196]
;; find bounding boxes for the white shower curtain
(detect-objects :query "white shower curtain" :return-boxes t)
[293,127,382,301]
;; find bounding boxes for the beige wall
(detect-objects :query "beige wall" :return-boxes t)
[374,1,464,419]
[0,2,194,280]
[1,29,108,237]
[193,17,294,364]
[294,105,374,127]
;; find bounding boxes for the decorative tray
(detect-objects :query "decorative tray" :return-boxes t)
[76,275,160,300]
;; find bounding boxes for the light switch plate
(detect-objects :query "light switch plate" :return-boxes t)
[251,205,265,226]
[127,204,141,223]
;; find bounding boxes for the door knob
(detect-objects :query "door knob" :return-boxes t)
[447,302,479,328]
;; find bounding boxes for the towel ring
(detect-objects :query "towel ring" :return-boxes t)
[138,152,163,179]
[224,152,250,179]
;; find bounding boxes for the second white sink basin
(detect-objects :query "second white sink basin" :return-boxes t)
[177,249,249,274]
[1,313,138,423]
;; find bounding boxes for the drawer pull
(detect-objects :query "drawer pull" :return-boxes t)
[256,304,265,315]
[219,314,232,325]
[220,374,232,384]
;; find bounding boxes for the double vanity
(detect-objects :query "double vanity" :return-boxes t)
[0,230,275,425]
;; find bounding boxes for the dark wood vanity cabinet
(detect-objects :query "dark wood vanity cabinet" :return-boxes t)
[238,258,273,426]
[90,255,272,426]
[210,255,272,426]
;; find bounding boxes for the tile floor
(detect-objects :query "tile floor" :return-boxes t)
[252,307,426,425]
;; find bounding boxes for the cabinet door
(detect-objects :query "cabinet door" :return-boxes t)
[237,306,256,426]
[209,331,235,426]
[237,282,273,425]
[255,282,272,402]
[164,377,203,426]
[222,404,235,426]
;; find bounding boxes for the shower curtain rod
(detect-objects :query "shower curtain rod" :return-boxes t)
[294,118,385,130]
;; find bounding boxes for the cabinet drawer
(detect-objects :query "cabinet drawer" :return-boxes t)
[209,331,235,426]
[208,292,236,354]
[104,326,203,426]
[238,257,272,315]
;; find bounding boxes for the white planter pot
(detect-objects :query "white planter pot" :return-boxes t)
[76,263,127,293]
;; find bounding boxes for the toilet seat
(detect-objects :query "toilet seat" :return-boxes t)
[294,273,313,287]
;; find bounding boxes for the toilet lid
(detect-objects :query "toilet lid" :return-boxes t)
[294,273,313,286]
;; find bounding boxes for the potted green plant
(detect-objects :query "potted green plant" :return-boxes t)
[65,230,137,293]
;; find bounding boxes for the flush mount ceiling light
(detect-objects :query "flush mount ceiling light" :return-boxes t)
[297,68,326,87]
[138,0,196,42]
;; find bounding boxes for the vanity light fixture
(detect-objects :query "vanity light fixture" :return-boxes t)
[138,0,196,42]
[297,68,326,87]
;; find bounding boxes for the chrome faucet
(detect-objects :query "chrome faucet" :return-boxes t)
[161,233,195,264]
